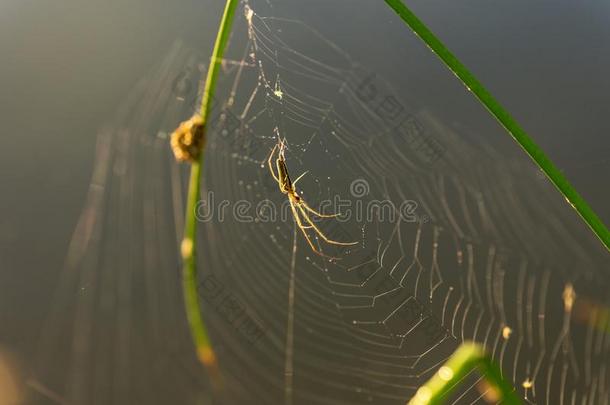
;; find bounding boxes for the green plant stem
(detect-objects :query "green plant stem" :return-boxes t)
[408,342,521,404]
[181,0,239,368]
[384,0,610,252]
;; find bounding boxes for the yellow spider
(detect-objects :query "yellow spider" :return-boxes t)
[267,138,357,257]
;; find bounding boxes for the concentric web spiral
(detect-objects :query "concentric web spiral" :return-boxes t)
[32,1,609,404]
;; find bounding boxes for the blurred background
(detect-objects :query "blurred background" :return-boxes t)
[0,0,608,404]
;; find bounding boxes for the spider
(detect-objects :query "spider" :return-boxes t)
[267,138,357,257]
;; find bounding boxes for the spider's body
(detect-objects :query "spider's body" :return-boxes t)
[267,138,356,257]
[276,158,294,197]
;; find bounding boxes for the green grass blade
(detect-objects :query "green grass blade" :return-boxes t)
[180,0,240,372]
[199,0,240,120]
[408,342,521,404]
[384,0,610,252]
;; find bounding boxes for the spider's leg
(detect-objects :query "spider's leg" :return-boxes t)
[292,171,308,186]
[297,204,357,246]
[290,201,320,253]
[300,200,340,218]
[278,137,287,157]
[290,200,335,258]
[267,144,280,183]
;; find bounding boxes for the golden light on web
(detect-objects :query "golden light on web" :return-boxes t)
[563,283,576,312]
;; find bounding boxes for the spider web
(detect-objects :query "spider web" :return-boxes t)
[31,1,610,405]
